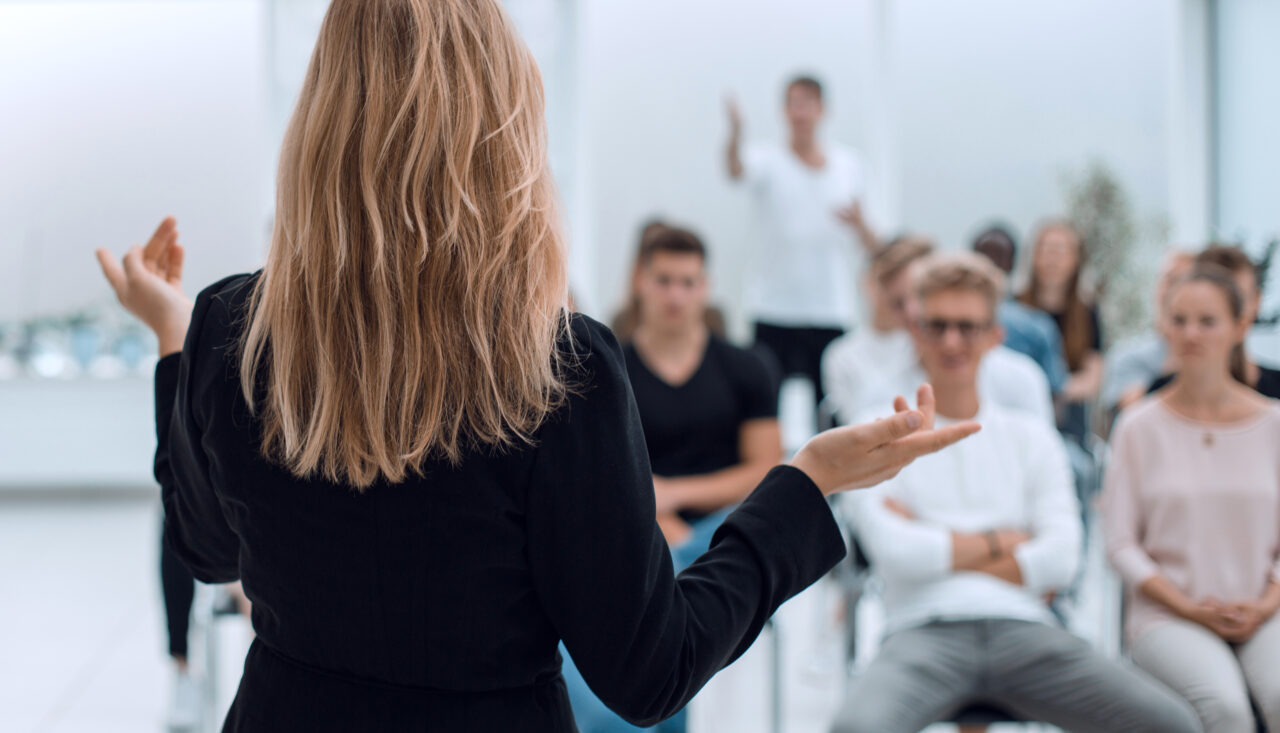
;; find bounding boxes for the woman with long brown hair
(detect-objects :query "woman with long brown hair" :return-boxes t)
[94,2,976,730]
[1018,220,1104,434]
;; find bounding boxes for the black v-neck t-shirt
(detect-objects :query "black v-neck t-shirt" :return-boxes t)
[623,337,779,501]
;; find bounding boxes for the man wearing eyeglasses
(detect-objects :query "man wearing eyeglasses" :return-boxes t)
[828,253,1198,733]
[822,239,1054,427]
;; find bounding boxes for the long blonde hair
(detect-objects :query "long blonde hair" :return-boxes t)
[239,0,569,488]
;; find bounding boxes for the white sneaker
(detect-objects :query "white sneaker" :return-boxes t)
[167,669,202,733]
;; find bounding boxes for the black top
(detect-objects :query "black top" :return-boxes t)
[155,272,844,733]
[624,337,779,522]
[1049,305,1103,352]
[1147,364,1280,399]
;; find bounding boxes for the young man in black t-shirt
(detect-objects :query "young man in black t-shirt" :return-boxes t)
[563,224,781,733]
[621,225,781,561]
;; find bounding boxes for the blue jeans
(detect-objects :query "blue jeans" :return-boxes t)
[560,508,732,733]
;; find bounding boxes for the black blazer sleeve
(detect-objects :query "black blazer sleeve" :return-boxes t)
[154,277,246,583]
[526,316,845,726]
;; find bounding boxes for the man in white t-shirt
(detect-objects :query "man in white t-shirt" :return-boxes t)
[726,75,876,407]
[829,253,1199,733]
[822,237,1055,427]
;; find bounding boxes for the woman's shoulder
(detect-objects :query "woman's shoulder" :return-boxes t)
[562,312,629,386]
[1110,394,1167,436]
[565,311,620,354]
[193,271,261,335]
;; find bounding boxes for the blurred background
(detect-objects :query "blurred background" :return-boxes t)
[1,1,1277,732]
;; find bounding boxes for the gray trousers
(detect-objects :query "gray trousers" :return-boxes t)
[1132,615,1280,733]
[830,618,1201,733]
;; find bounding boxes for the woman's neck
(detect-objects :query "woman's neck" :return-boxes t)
[1166,367,1240,418]
[1035,284,1069,312]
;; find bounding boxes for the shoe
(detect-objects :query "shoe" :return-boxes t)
[167,669,202,733]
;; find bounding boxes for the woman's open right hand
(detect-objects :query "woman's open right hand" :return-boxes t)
[789,384,980,496]
[95,217,193,356]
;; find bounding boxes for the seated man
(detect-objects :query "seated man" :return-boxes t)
[824,237,1054,427]
[829,253,1198,733]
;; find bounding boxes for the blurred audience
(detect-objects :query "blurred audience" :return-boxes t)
[1103,265,1280,733]
[566,224,782,733]
[823,238,1053,427]
[1018,220,1104,437]
[1101,251,1195,417]
[832,253,1198,733]
[972,223,1068,395]
[726,75,876,407]
[1146,245,1280,399]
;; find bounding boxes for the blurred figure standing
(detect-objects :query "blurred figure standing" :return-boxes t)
[726,76,876,407]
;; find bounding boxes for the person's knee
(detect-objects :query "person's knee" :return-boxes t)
[1116,674,1206,733]
[1137,696,1205,733]
[1192,689,1253,733]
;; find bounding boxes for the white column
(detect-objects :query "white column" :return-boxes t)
[1165,0,1213,246]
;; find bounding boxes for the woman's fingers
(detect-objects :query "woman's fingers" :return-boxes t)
[165,242,185,286]
[142,217,178,268]
[95,249,127,296]
[882,422,981,466]
[859,409,924,448]
[892,395,910,414]
[915,384,936,429]
[121,245,147,280]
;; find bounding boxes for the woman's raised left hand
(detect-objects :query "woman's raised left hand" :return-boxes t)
[95,217,193,356]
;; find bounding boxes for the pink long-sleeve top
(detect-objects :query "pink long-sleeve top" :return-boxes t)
[1101,396,1280,643]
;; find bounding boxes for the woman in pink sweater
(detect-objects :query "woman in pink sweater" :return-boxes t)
[1103,264,1280,733]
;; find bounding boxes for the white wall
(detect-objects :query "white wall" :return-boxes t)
[1214,0,1280,363]
[888,0,1175,253]
[0,0,271,489]
[1215,0,1280,244]
[0,1,270,322]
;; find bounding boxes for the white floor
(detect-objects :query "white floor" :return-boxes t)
[0,496,248,733]
[1,495,1117,733]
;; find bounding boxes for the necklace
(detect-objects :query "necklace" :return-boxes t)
[1202,432,1214,448]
